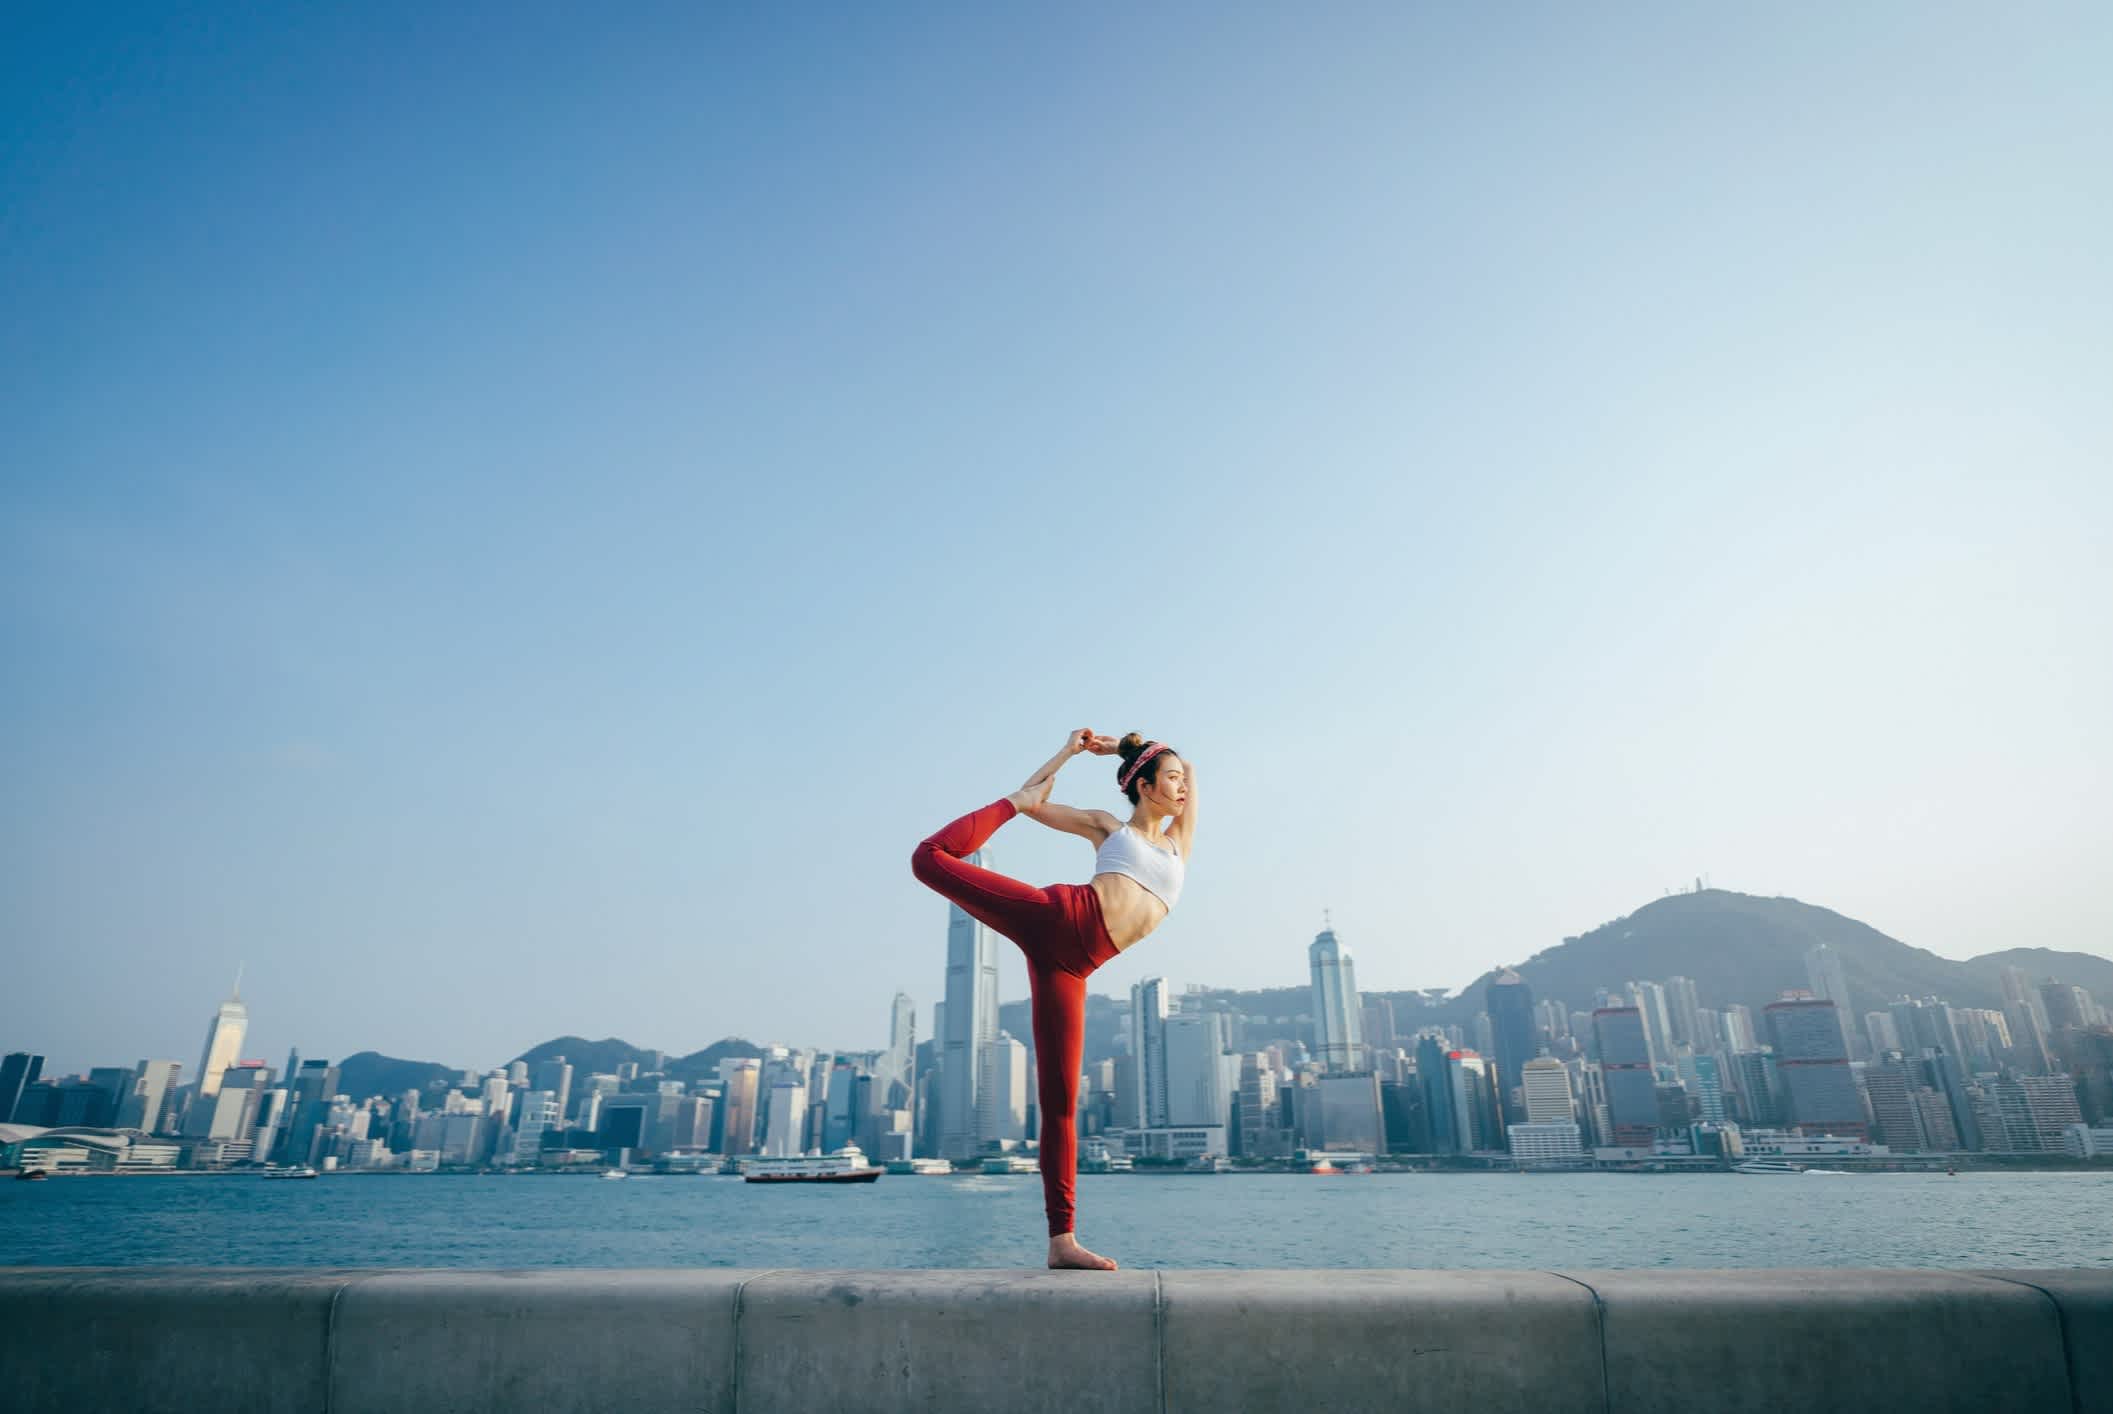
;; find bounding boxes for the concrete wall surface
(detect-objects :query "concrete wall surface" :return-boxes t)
[0,1266,2107,1414]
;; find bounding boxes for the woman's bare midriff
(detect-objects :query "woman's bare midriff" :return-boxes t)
[1091,872,1169,952]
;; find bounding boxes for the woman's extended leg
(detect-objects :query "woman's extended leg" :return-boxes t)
[910,798,1065,947]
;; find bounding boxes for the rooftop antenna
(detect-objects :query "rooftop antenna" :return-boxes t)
[232,961,244,1000]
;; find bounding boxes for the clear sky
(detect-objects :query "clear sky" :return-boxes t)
[5,3,2109,1078]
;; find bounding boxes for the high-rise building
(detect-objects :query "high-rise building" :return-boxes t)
[1865,1011,1902,1056]
[761,1073,808,1157]
[1665,976,1702,1051]
[510,1091,562,1163]
[0,1053,44,1124]
[884,993,917,1103]
[2001,965,2048,1029]
[1236,1053,1283,1158]
[1311,1071,1385,1154]
[1131,977,1173,1129]
[272,1059,340,1164]
[716,1058,762,1155]
[117,1060,182,1133]
[1446,1051,1498,1152]
[1722,1005,1758,1054]
[980,1033,1028,1143]
[2040,982,2092,1033]
[1862,1060,1924,1150]
[1803,944,1857,1056]
[2004,1002,2055,1075]
[1415,1035,1459,1155]
[2014,1075,2084,1150]
[1164,1011,1233,1129]
[1309,925,1364,1072]
[194,970,250,1101]
[1625,982,1672,1064]
[1593,1007,1659,1144]
[1485,970,1536,1124]
[940,852,1000,1161]
[1766,999,1866,1138]
[1676,1053,1727,1124]
[532,1058,574,1121]
[1519,1056,1575,1124]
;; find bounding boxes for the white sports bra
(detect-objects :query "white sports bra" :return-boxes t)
[1093,824,1186,911]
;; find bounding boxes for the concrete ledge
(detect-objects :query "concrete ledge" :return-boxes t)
[1559,1268,2079,1414]
[1,1267,2107,1413]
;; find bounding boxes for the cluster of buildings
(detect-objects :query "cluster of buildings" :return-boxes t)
[7,876,2113,1175]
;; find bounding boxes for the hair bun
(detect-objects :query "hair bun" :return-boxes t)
[1116,731,1146,763]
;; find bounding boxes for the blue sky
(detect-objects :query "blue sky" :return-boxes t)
[5,3,2109,1076]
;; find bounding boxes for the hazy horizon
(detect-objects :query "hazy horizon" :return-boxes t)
[6,4,2109,1078]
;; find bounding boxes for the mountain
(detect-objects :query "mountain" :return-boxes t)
[335,1051,462,1103]
[509,1035,769,1082]
[1436,889,2111,1027]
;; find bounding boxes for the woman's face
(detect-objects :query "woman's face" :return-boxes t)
[1142,755,1188,816]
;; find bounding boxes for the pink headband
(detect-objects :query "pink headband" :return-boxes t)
[1119,741,1170,792]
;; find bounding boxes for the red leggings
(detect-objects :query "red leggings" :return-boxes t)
[909,797,1120,1237]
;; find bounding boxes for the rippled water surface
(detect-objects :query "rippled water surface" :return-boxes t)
[4,1170,2109,1269]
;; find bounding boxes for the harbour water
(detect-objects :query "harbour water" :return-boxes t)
[5,1170,2109,1270]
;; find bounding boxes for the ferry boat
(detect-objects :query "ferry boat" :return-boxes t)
[1732,1159,1804,1175]
[884,1157,955,1176]
[1186,1154,1233,1173]
[600,1169,628,1180]
[1078,1141,1133,1174]
[263,1165,320,1180]
[744,1144,883,1184]
[979,1153,1040,1175]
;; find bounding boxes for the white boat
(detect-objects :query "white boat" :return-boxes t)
[263,1166,320,1180]
[979,1153,1040,1175]
[884,1158,955,1175]
[743,1144,883,1184]
[1733,1159,1803,1175]
[600,1169,628,1180]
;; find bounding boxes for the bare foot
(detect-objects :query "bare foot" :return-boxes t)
[1048,1233,1119,1270]
[1008,775,1054,815]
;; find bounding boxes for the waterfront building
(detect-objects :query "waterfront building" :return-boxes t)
[1861,1060,1925,1151]
[1766,999,1866,1139]
[1164,1011,1233,1130]
[1593,1007,1659,1144]
[716,1058,762,1156]
[761,1074,808,1157]
[116,1060,182,1134]
[531,1058,574,1120]
[1676,1053,1727,1124]
[1309,925,1364,1072]
[1311,1071,1385,1154]
[510,1091,562,1164]
[1507,1121,1585,1165]
[2061,1123,2113,1158]
[982,1032,1028,1143]
[1415,1035,1458,1155]
[2013,1075,2084,1150]
[1447,1051,1499,1152]
[1520,1056,1575,1124]
[884,992,917,1104]
[1486,969,1535,1124]
[1914,1087,1961,1150]
[0,1053,43,1124]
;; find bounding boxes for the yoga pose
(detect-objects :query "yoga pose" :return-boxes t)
[910,728,1194,1271]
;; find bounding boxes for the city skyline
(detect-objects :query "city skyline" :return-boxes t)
[6,5,2111,1085]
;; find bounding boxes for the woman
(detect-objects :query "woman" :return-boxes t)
[910,728,1194,1270]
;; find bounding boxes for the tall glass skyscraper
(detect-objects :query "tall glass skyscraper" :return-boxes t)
[1765,998,1866,1138]
[194,970,249,1101]
[1592,1006,1659,1144]
[1485,969,1535,1123]
[940,851,999,1162]
[1309,925,1363,1072]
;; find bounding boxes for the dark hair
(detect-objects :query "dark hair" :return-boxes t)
[1115,731,1179,804]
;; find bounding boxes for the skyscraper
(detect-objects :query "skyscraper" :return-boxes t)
[1624,982,1671,1064]
[1164,1011,1233,1129]
[0,1053,44,1124]
[1415,1035,1459,1155]
[1309,924,1363,1072]
[940,850,1000,1161]
[1803,944,1856,1055]
[883,992,917,1103]
[1765,999,1866,1138]
[1520,1056,1575,1124]
[194,969,250,1101]
[1665,976,1702,1050]
[1485,969,1535,1124]
[117,1060,182,1133]
[716,1057,762,1156]
[980,1032,1028,1143]
[1593,1007,1659,1144]
[1131,977,1173,1129]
